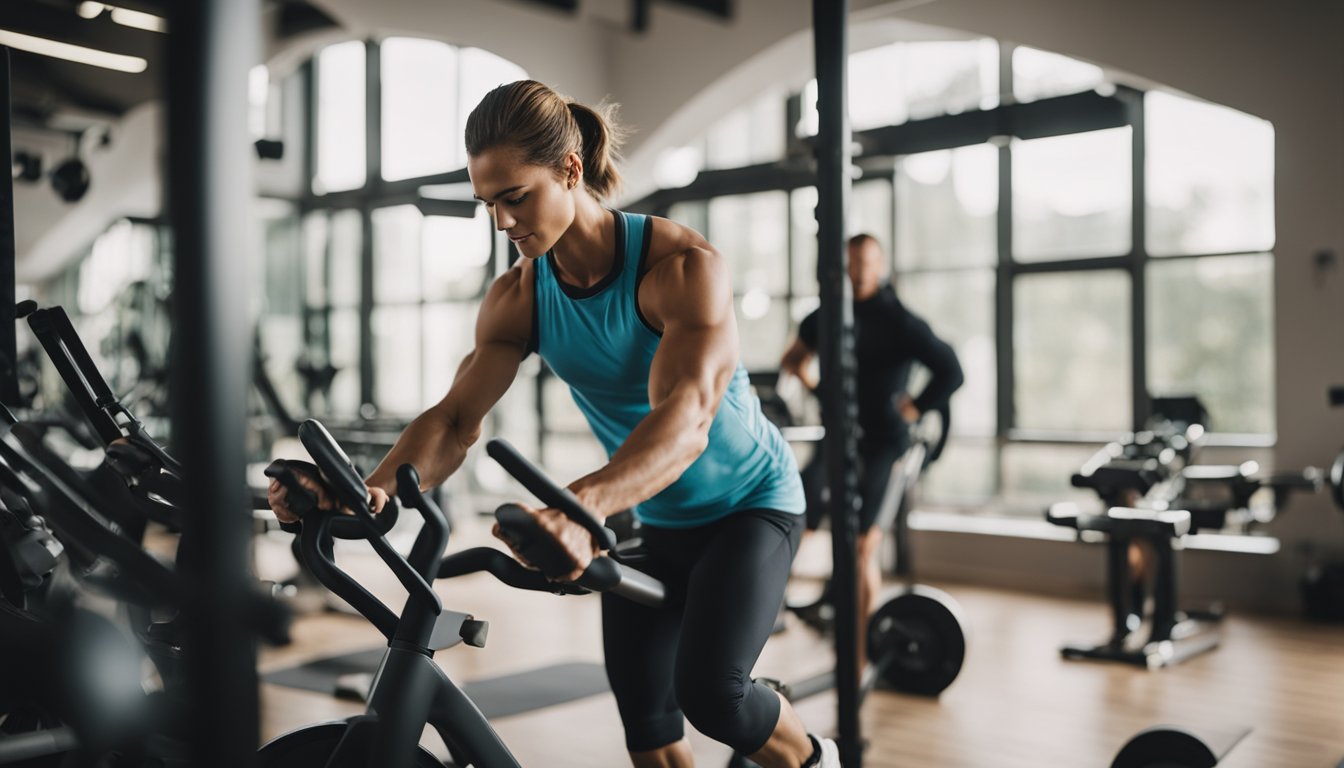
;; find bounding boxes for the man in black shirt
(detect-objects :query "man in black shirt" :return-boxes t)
[780,233,963,666]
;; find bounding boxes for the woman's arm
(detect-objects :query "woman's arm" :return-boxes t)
[567,245,738,520]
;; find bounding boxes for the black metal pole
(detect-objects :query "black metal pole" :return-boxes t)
[165,2,261,766]
[1126,90,1148,430]
[1,47,18,407]
[813,2,863,765]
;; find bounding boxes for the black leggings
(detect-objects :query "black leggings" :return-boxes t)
[602,507,803,754]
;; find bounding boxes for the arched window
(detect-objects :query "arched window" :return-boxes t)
[652,40,1275,515]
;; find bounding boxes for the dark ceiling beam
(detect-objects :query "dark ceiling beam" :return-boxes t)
[0,0,162,60]
[10,55,128,114]
[274,0,341,39]
[858,87,1134,158]
[627,86,1138,213]
[508,0,579,13]
[633,0,733,32]
[627,159,815,213]
[94,0,171,17]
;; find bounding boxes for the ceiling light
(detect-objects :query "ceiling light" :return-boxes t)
[0,29,147,73]
[77,1,105,19]
[110,7,167,33]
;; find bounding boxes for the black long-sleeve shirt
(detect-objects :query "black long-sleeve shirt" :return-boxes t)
[798,284,964,447]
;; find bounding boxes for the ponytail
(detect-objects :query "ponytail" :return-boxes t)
[465,80,626,201]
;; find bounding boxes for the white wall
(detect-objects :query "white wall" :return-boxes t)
[17,102,162,284]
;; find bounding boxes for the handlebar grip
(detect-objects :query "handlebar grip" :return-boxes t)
[277,423,400,539]
[486,438,616,551]
[264,459,319,516]
[263,460,319,535]
[395,464,424,508]
[495,504,581,580]
[298,420,369,513]
[494,506,666,607]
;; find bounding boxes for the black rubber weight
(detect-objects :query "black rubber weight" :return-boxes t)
[867,591,966,696]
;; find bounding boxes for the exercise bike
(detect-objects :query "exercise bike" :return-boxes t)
[259,421,661,767]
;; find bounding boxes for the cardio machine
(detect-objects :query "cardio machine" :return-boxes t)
[259,421,662,768]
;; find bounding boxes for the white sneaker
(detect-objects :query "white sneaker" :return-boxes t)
[812,735,842,767]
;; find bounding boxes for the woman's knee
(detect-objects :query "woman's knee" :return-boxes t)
[675,666,748,733]
[675,666,778,751]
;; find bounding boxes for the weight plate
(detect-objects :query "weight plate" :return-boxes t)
[866,586,966,696]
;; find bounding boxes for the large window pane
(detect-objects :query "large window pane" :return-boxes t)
[303,212,329,306]
[1011,46,1104,103]
[373,305,422,415]
[327,308,362,417]
[329,209,363,307]
[77,220,155,314]
[1000,442,1102,512]
[736,296,789,372]
[901,39,999,120]
[850,180,892,250]
[705,89,786,170]
[373,205,422,304]
[897,269,996,436]
[1147,254,1273,434]
[846,44,909,131]
[382,38,457,182]
[248,65,269,140]
[1014,271,1130,432]
[261,201,302,317]
[315,40,366,194]
[1013,128,1131,261]
[790,187,818,297]
[896,144,998,269]
[423,208,492,301]
[543,375,590,433]
[423,302,478,406]
[1146,92,1274,256]
[259,315,304,413]
[457,47,528,145]
[540,433,608,490]
[667,201,708,239]
[799,39,998,135]
[921,440,997,504]
[709,192,788,296]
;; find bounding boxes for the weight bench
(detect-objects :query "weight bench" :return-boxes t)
[1047,503,1221,669]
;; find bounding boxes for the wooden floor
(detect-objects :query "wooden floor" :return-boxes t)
[253,518,1344,767]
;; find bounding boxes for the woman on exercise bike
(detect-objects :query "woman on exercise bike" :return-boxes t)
[268,79,838,768]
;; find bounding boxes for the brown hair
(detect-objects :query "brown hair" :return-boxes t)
[464,80,625,200]
[848,233,881,249]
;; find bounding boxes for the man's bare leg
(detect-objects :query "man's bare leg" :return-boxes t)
[855,526,883,681]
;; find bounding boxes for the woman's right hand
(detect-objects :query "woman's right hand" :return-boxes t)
[267,469,390,524]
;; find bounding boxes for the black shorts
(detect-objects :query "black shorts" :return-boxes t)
[800,440,906,532]
[601,507,803,753]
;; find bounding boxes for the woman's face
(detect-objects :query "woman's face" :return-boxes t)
[468,145,577,259]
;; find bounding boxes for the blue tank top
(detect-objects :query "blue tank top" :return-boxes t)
[530,210,804,528]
